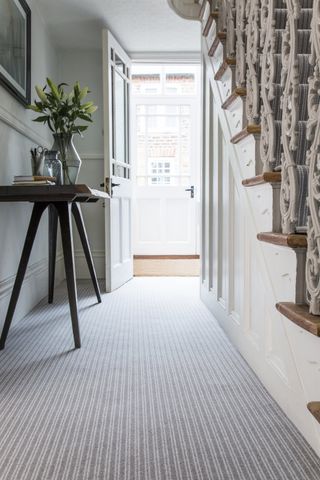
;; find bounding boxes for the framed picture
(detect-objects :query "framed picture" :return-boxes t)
[0,0,31,105]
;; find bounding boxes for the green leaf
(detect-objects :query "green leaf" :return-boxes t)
[33,115,50,123]
[86,105,98,114]
[78,114,93,122]
[79,86,89,100]
[75,125,88,132]
[34,100,45,111]
[27,104,41,112]
[28,78,97,135]
[74,81,81,98]
[35,85,48,103]
[82,101,93,109]
[47,117,54,132]
[47,78,61,100]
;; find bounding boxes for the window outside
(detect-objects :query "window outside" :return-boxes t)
[132,64,199,186]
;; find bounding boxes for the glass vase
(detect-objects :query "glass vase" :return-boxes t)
[51,133,82,185]
[43,150,63,185]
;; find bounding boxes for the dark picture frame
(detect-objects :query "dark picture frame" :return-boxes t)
[0,0,31,106]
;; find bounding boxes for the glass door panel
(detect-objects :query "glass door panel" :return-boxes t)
[135,104,192,186]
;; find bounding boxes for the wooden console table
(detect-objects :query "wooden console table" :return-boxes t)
[0,185,109,350]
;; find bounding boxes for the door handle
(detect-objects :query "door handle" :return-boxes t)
[111,182,120,196]
[100,182,120,188]
[101,178,120,196]
[185,185,194,198]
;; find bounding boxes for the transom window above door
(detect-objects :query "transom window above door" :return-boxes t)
[132,65,198,96]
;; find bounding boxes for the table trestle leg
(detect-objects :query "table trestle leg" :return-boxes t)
[72,203,101,303]
[0,202,48,350]
[48,204,58,304]
[56,202,81,349]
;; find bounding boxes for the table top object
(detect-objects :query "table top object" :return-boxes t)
[0,184,109,203]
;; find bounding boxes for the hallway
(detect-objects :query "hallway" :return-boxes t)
[0,278,319,480]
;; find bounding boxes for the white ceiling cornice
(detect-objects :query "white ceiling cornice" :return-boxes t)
[130,51,201,63]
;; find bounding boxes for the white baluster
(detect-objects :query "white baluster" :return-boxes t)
[280,0,302,233]
[246,0,261,125]
[226,0,236,59]
[235,0,247,88]
[306,0,320,314]
[260,0,277,171]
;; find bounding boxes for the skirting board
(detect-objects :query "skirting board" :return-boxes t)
[0,252,64,332]
[74,249,105,280]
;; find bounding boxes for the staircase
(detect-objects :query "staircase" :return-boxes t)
[170,0,320,456]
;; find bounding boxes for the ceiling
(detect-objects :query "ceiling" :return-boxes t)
[35,0,201,54]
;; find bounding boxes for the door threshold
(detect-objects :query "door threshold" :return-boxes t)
[133,256,200,277]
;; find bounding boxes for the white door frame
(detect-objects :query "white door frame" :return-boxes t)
[102,30,133,291]
[131,69,201,256]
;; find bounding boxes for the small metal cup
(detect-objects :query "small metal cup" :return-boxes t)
[31,146,47,176]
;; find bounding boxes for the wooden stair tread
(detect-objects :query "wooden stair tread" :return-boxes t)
[214,58,236,81]
[209,32,227,57]
[307,402,320,423]
[222,88,247,110]
[242,172,281,187]
[276,302,320,337]
[203,13,216,37]
[257,232,307,249]
[231,125,261,144]
[199,1,208,20]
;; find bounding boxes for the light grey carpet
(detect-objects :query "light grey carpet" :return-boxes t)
[0,278,320,480]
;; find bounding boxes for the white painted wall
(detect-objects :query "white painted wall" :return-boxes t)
[58,49,105,279]
[0,0,65,332]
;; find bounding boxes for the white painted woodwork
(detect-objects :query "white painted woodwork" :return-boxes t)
[226,1,236,58]
[225,96,247,136]
[306,0,320,315]
[280,1,301,234]
[102,30,133,291]
[235,0,247,88]
[260,0,279,172]
[245,0,261,126]
[132,94,200,255]
[171,2,320,452]
[206,13,217,52]
[201,1,211,34]
[134,186,198,255]
[200,44,320,455]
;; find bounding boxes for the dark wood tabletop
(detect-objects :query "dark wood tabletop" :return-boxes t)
[0,184,109,203]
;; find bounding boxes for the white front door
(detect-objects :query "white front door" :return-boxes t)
[102,30,133,291]
[131,65,201,255]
